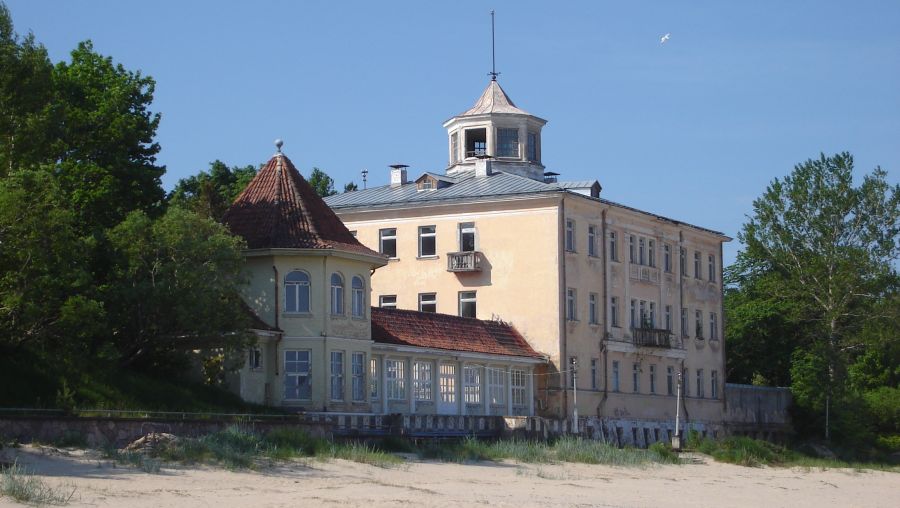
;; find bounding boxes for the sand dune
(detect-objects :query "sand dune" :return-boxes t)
[1,445,897,507]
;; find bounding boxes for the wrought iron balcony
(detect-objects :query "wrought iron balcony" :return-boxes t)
[447,251,482,272]
[631,327,675,348]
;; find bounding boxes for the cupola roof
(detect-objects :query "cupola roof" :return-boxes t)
[459,80,531,116]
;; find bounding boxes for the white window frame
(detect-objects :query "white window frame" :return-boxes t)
[418,225,436,257]
[708,254,716,282]
[330,351,344,401]
[511,369,526,406]
[463,365,481,404]
[665,305,672,331]
[609,231,618,261]
[667,366,674,396]
[711,370,719,399]
[379,228,397,258]
[458,291,477,318]
[696,369,705,398]
[648,239,655,267]
[695,309,704,338]
[248,346,262,370]
[418,292,437,313]
[330,273,344,316]
[694,251,702,279]
[664,244,672,273]
[487,367,504,405]
[351,275,365,318]
[590,358,598,390]
[369,357,379,401]
[612,361,620,392]
[587,225,597,257]
[284,270,311,313]
[566,288,577,321]
[632,363,640,393]
[458,222,476,252]
[588,292,598,325]
[710,312,718,340]
[351,352,365,402]
[610,296,620,327]
[629,235,636,263]
[630,299,637,328]
[496,127,519,158]
[385,359,406,400]
[379,295,397,309]
[284,350,311,400]
[565,219,576,252]
[413,361,433,401]
[649,364,657,394]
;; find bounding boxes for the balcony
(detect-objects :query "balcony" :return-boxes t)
[447,251,482,272]
[629,264,661,285]
[631,327,676,348]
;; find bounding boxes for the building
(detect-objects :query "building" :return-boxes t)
[221,143,544,415]
[325,79,731,430]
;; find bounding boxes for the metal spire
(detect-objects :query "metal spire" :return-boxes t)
[489,10,500,81]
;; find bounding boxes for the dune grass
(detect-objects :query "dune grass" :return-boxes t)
[0,460,76,505]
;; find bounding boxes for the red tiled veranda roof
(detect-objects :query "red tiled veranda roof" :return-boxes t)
[371,307,545,360]
[222,153,382,258]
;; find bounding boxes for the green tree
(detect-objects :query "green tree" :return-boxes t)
[104,207,252,367]
[343,181,358,193]
[51,41,165,230]
[0,3,55,174]
[735,152,900,440]
[308,167,336,197]
[169,160,257,220]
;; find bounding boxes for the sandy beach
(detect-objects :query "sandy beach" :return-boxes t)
[1,445,897,508]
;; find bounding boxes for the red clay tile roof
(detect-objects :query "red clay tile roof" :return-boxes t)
[222,153,383,258]
[371,307,545,360]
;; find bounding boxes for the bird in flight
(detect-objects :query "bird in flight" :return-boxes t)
[660,33,671,44]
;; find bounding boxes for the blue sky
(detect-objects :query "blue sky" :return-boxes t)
[6,0,900,265]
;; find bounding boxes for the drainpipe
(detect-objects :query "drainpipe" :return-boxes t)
[558,194,569,420]
[322,257,329,411]
[719,240,727,412]
[273,265,282,375]
[599,208,609,416]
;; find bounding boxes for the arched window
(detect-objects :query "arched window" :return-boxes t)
[330,273,344,315]
[284,270,310,313]
[351,276,365,318]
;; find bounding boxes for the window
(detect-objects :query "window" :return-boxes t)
[459,291,477,318]
[695,309,703,338]
[694,251,702,279]
[450,132,459,164]
[330,273,344,315]
[680,247,686,276]
[412,292,435,313]
[710,312,719,340]
[511,369,526,406]
[649,365,657,394]
[665,305,672,331]
[589,292,598,324]
[379,228,397,258]
[612,361,620,392]
[609,231,618,261]
[487,367,504,405]
[629,235,636,263]
[630,299,637,328]
[649,302,656,328]
[591,359,598,390]
[708,254,716,282]
[711,370,719,399]
[566,288,577,321]
[330,351,344,400]
[248,346,262,370]
[565,219,575,252]
[632,363,640,393]
[664,244,672,272]
[681,307,688,337]
[351,276,365,318]
[587,225,597,257]
[418,225,436,257]
[284,350,311,400]
[386,359,406,400]
[611,296,620,327]
[638,238,645,265]
[379,295,396,308]
[667,366,674,396]
[497,128,519,157]
[413,361,433,401]
[465,128,487,157]
[527,132,538,162]
[459,222,476,252]
[639,300,646,327]
[648,240,656,267]
[464,366,481,404]
[370,358,379,400]
[352,353,365,402]
[696,369,705,398]
[284,270,310,313]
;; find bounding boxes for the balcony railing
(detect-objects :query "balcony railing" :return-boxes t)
[447,251,482,272]
[629,264,661,284]
[631,327,675,348]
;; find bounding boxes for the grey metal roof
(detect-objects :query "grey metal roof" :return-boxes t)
[459,80,532,116]
[556,180,597,189]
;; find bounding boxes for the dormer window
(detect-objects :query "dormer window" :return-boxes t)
[465,128,487,158]
[497,128,519,158]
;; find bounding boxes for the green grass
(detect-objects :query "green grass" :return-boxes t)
[0,460,76,505]
[685,433,900,471]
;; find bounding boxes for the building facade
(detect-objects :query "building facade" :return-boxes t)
[325,79,731,428]
[222,146,543,415]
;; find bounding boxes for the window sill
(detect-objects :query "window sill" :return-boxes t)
[331,314,348,320]
[416,255,440,260]
[351,316,367,322]
[386,257,400,262]
[565,249,577,254]
[282,312,313,319]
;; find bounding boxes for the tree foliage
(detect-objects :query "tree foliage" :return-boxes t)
[308,167,336,197]
[728,152,900,446]
[169,160,257,221]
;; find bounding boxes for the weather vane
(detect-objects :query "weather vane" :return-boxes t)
[489,10,500,81]
[361,168,368,189]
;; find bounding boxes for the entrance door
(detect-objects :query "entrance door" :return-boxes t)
[438,363,457,415]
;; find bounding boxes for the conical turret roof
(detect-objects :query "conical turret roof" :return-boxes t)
[222,153,381,258]
[459,80,531,116]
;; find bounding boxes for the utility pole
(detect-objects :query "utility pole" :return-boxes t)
[673,369,683,450]
[571,356,579,434]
